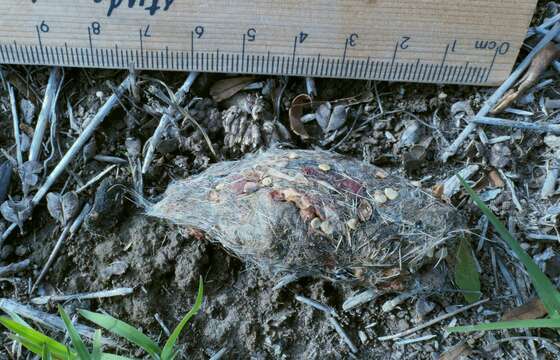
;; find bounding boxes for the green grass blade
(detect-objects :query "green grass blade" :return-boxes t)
[91,330,102,360]
[8,334,44,357]
[7,334,73,360]
[161,278,204,360]
[58,305,91,360]
[79,310,161,357]
[5,309,31,327]
[42,343,53,360]
[0,317,69,356]
[99,354,136,360]
[454,237,481,303]
[449,318,560,333]
[459,175,560,317]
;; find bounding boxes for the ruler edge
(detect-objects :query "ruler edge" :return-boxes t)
[0,0,540,87]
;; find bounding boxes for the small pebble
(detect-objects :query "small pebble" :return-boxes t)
[375,170,388,179]
[15,245,29,257]
[346,218,359,230]
[243,182,259,194]
[310,217,322,230]
[215,183,225,191]
[358,331,368,344]
[208,190,220,202]
[373,191,387,204]
[0,245,13,260]
[261,177,273,187]
[288,152,299,160]
[320,221,334,235]
[384,188,399,200]
[318,163,331,172]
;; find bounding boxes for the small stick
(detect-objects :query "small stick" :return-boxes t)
[295,295,337,317]
[327,316,358,353]
[305,78,317,97]
[0,298,116,346]
[471,116,560,135]
[0,259,30,277]
[342,289,378,311]
[154,313,171,336]
[31,288,133,305]
[395,334,436,346]
[377,298,489,341]
[540,160,559,199]
[1,76,132,245]
[8,84,23,168]
[93,155,128,165]
[441,23,560,162]
[209,347,228,360]
[76,165,117,194]
[499,169,523,212]
[525,233,559,241]
[29,67,62,163]
[142,72,199,174]
[31,203,91,292]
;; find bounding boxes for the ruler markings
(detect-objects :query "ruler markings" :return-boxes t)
[349,59,356,78]
[437,44,449,81]
[476,67,484,83]
[34,26,45,63]
[473,66,482,83]
[396,62,403,80]
[441,64,449,82]
[467,66,476,82]
[68,45,73,66]
[485,47,500,82]
[11,43,19,63]
[6,44,13,62]
[18,43,26,63]
[24,45,31,64]
[360,58,366,78]
[411,59,420,81]
[382,60,388,80]
[464,65,473,82]
[54,46,60,65]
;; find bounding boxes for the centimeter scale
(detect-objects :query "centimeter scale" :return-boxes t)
[0,0,537,85]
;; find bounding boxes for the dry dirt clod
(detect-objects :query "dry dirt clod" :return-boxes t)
[148,149,465,285]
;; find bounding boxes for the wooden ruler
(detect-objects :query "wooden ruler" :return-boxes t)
[0,0,536,85]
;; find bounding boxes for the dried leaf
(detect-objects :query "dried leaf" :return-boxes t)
[61,192,80,226]
[210,77,256,103]
[0,197,32,231]
[0,162,12,204]
[432,183,444,199]
[289,94,312,140]
[325,105,347,133]
[357,200,373,221]
[442,165,479,199]
[491,43,560,114]
[315,103,332,130]
[438,340,472,360]
[0,201,19,224]
[488,169,504,188]
[19,98,36,124]
[19,161,43,188]
[502,297,548,321]
[454,237,481,303]
[46,192,63,223]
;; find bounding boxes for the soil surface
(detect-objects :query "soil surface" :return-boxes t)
[1,2,560,359]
